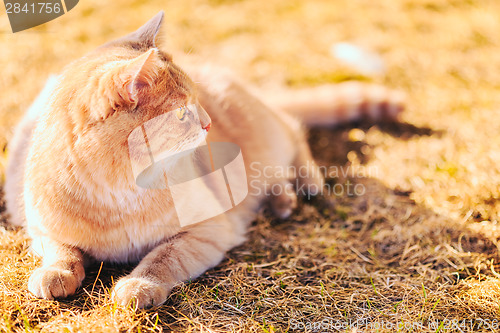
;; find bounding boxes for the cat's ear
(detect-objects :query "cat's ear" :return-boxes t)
[122,11,164,49]
[133,11,164,47]
[107,48,160,110]
[121,48,159,104]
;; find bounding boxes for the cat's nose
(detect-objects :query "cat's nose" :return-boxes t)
[202,122,211,132]
[195,103,211,131]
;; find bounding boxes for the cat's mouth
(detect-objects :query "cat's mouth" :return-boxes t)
[152,128,207,161]
[202,122,211,132]
[131,128,208,189]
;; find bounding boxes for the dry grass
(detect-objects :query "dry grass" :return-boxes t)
[2,0,500,331]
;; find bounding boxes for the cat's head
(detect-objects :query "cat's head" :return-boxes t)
[52,12,211,186]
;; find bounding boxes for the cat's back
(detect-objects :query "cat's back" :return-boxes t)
[5,76,59,226]
[184,64,301,167]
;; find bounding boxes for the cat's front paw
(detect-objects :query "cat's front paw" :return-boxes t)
[28,266,84,299]
[112,277,169,309]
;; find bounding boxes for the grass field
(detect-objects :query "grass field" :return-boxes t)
[2,0,500,331]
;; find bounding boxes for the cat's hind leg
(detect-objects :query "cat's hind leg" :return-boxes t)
[268,140,324,219]
[269,179,298,219]
[293,139,325,197]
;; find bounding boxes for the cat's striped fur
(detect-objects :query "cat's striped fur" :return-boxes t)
[267,82,405,127]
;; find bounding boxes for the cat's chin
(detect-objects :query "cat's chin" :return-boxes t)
[135,141,207,190]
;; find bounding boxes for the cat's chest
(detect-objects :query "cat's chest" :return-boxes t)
[85,208,179,263]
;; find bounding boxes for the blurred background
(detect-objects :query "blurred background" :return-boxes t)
[2,0,500,330]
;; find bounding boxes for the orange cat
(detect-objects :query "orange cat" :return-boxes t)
[5,12,404,308]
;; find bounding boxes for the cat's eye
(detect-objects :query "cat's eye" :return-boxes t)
[176,106,187,121]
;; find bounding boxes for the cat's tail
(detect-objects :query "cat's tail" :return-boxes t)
[265,82,405,127]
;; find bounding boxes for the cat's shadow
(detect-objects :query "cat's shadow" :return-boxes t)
[307,121,438,165]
